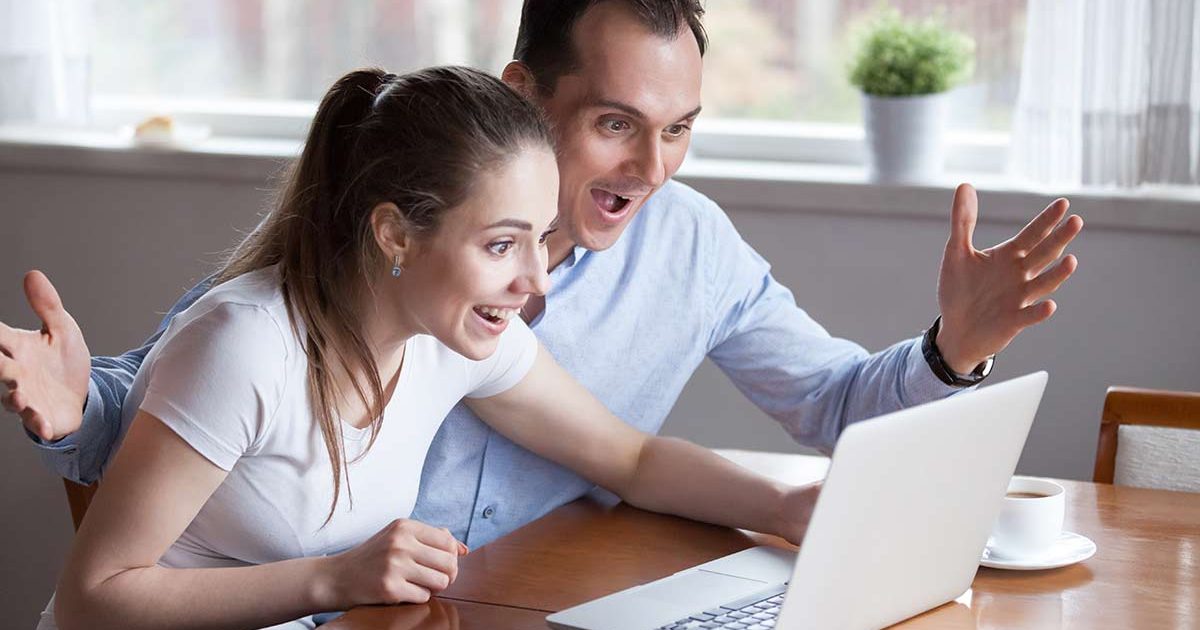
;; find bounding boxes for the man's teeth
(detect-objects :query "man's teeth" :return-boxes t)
[477,306,517,321]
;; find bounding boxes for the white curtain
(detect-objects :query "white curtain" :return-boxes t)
[1009,0,1200,187]
[0,0,93,125]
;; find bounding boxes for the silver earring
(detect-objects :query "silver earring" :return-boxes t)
[391,255,402,277]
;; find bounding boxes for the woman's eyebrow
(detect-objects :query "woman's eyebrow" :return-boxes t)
[484,218,533,230]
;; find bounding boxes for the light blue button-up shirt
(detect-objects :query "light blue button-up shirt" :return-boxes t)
[412,181,958,546]
[33,180,957,548]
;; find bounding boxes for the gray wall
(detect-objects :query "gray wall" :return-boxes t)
[2,162,1198,626]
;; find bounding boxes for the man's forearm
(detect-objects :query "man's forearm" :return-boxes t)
[30,376,117,483]
[30,356,145,483]
[621,436,789,538]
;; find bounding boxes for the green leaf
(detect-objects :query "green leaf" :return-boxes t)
[847,5,976,97]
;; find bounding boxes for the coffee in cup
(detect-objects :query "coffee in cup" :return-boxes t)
[1005,491,1050,499]
[989,476,1065,559]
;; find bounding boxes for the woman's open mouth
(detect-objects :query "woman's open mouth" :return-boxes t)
[472,305,519,334]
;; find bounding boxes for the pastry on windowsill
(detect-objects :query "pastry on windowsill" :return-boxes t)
[133,114,176,142]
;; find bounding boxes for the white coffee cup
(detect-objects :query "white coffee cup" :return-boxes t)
[989,476,1065,559]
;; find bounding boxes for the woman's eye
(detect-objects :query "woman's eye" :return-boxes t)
[538,229,557,245]
[488,241,514,256]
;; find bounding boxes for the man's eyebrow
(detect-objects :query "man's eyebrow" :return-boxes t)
[594,99,703,123]
[484,219,533,230]
[677,105,703,121]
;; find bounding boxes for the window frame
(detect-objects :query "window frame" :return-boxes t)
[689,118,1010,174]
[92,94,1011,174]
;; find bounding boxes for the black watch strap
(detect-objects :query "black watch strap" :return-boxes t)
[922,316,994,387]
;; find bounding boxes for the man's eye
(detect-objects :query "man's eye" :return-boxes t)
[603,119,630,133]
[666,124,690,137]
[539,228,558,245]
[488,241,514,255]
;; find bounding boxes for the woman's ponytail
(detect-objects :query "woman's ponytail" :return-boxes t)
[304,68,394,221]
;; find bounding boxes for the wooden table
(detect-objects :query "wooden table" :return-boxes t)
[326,450,1200,629]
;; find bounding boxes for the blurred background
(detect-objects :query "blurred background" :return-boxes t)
[85,0,1024,129]
[2,0,1198,626]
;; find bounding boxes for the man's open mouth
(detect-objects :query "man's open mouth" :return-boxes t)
[591,188,633,214]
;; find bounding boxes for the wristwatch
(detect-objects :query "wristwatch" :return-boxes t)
[922,316,994,387]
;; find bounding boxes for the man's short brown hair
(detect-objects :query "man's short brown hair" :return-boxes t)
[513,0,708,96]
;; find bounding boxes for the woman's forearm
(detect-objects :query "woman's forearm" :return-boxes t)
[56,555,338,630]
[54,410,349,630]
[468,350,799,538]
[620,436,790,538]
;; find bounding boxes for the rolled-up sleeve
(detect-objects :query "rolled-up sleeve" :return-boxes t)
[703,208,958,454]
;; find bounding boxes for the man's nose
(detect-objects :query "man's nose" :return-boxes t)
[629,133,666,188]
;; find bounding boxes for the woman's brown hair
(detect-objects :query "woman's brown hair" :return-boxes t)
[217,66,552,522]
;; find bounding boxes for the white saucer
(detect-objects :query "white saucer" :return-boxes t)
[980,531,1096,570]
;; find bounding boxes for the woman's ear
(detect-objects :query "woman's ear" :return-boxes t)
[370,202,413,268]
[501,61,538,100]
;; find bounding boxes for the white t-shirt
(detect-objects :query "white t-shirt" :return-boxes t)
[116,266,537,569]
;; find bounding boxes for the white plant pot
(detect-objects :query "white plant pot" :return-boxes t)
[862,92,948,184]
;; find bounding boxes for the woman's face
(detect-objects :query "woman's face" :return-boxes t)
[391,146,559,360]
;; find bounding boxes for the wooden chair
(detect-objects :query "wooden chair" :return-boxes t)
[1093,386,1200,492]
[63,479,99,531]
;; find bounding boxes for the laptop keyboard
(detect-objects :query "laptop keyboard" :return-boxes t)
[656,583,787,629]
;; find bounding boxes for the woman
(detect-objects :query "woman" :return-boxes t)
[55,66,815,630]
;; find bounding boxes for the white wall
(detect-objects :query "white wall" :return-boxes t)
[0,166,273,627]
[2,159,1198,625]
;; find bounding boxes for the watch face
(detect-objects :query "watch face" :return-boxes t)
[974,356,995,379]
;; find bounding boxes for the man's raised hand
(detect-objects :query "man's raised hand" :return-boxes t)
[935,184,1083,375]
[0,271,91,441]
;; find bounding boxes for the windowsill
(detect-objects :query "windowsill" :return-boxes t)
[2,125,1199,235]
[0,126,300,183]
[673,158,1200,236]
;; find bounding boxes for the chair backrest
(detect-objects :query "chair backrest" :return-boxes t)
[1094,386,1200,492]
[63,479,99,531]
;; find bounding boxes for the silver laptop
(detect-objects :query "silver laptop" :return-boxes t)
[547,371,1048,630]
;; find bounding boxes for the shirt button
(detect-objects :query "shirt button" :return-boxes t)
[482,505,496,519]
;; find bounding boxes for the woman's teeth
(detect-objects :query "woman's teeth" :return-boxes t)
[475,306,518,322]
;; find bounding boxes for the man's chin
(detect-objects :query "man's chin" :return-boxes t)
[575,207,640,252]
[574,225,624,252]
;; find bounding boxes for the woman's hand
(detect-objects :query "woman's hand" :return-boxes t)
[773,482,823,546]
[320,519,469,610]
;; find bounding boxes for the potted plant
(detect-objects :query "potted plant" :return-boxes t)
[848,7,975,183]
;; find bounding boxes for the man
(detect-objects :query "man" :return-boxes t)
[3,0,1080,549]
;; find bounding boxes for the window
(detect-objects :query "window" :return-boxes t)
[88,0,1028,168]
[93,0,522,101]
[701,0,1028,132]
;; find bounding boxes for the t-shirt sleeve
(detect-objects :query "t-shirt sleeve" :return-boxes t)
[138,301,290,471]
[464,316,539,399]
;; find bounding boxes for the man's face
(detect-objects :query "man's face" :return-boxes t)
[535,3,703,254]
